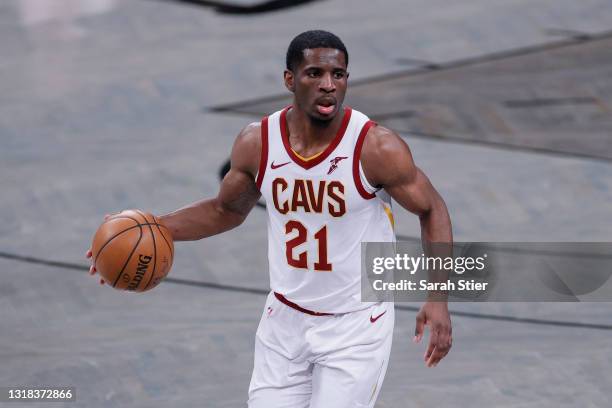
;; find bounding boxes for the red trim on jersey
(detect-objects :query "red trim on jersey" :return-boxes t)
[256,116,269,190]
[280,106,352,170]
[353,120,377,200]
[274,292,333,316]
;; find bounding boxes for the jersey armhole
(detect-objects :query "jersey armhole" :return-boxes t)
[255,116,269,190]
[352,120,378,200]
[359,162,379,194]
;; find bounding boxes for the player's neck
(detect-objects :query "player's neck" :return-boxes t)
[286,105,344,150]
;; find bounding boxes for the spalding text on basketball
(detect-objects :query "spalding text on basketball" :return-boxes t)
[127,254,152,291]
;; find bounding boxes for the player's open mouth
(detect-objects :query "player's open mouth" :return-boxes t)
[316,101,336,115]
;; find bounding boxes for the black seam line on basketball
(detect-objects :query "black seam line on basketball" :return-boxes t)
[132,210,149,225]
[136,209,157,291]
[93,217,142,263]
[130,210,174,261]
[93,221,164,263]
[102,215,145,287]
[136,209,156,291]
[154,224,174,286]
[145,216,174,290]
[1,251,612,331]
[207,29,612,113]
[155,222,174,261]
[112,225,143,288]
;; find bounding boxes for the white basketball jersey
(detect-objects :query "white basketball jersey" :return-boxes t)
[256,106,395,313]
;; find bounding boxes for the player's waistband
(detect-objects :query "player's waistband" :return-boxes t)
[273,292,334,316]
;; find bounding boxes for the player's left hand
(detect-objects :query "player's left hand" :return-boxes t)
[413,301,452,367]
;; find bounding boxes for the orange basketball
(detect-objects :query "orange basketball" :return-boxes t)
[91,209,173,292]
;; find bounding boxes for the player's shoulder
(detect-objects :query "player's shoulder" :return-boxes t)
[362,123,410,158]
[236,121,262,145]
[231,121,263,175]
[360,123,415,186]
[233,121,263,154]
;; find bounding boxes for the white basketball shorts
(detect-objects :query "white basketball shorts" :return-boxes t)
[248,292,394,408]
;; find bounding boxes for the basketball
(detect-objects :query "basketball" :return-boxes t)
[91,209,174,292]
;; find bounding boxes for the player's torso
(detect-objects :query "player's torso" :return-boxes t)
[257,106,395,313]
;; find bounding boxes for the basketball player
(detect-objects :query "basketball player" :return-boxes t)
[87,30,453,407]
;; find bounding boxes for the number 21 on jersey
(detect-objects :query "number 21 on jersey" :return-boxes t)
[285,220,331,271]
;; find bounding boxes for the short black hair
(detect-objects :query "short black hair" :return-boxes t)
[286,30,348,71]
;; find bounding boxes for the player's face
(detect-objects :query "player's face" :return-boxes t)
[285,48,349,122]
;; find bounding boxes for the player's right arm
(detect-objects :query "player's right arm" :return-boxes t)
[158,122,262,241]
[86,123,263,281]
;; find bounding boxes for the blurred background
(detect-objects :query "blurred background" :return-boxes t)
[1,0,612,406]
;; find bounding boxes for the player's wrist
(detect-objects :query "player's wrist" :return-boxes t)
[425,292,449,303]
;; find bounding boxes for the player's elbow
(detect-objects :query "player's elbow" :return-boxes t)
[419,194,452,240]
[425,193,450,221]
[428,192,446,212]
[213,199,249,232]
[227,212,248,229]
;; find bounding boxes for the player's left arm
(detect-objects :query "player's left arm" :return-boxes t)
[361,124,453,368]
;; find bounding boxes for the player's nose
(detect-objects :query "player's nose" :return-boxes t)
[319,73,335,92]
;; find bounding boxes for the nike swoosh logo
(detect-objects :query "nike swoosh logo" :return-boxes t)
[271,161,290,169]
[370,310,387,323]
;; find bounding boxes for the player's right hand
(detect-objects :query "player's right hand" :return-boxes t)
[86,214,112,285]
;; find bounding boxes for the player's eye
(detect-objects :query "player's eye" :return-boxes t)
[333,71,345,79]
[306,70,320,78]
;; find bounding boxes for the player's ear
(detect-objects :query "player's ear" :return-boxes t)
[284,69,295,93]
